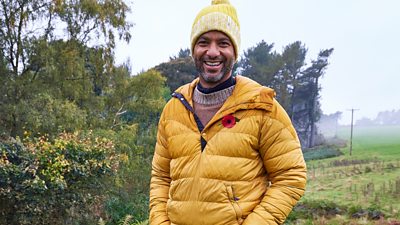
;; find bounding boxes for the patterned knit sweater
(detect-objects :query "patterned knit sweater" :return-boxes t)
[192,77,236,126]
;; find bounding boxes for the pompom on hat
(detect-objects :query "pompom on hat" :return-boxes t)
[190,0,241,60]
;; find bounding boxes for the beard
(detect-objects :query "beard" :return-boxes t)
[194,55,235,84]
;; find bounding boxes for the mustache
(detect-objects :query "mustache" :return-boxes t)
[200,55,226,61]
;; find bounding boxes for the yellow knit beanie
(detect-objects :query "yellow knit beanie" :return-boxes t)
[190,0,240,60]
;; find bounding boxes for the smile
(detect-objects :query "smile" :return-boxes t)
[204,61,222,67]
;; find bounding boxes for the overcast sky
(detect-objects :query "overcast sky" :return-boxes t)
[115,0,400,124]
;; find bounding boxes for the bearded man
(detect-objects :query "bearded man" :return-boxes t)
[150,1,307,224]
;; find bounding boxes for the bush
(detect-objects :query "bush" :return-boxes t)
[0,132,120,225]
[286,200,391,224]
[303,145,343,161]
[103,126,152,223]
[286,199,344,223]
[92,126,152,224]
[14,93,87,138]
[365,166,372,173]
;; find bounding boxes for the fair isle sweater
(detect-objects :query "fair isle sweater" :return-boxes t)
[192,77,236,126]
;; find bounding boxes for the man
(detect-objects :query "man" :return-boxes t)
[150,0,307,224]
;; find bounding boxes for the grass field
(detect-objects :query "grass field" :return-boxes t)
[292,125,400,225]
[338,125,400,159]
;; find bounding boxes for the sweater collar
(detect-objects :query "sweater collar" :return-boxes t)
[196,76,236,94]
[175,75,275,113]
[193,85,235,105]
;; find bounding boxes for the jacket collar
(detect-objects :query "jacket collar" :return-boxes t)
[176,75,275,114]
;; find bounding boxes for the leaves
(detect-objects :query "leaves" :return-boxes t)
[0,132,119,224]
[0,1,163,224]
[0,0,132,77]
[154,49,197,92]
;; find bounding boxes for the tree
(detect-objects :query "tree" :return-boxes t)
[1,1,172,223]
[280,41,307,119]
[302,48,334,147]
[154,48,197,92]
[238,41,334,148]
[0,0,132,76]
[169,48,191,61]
[373,109,400,125]
[238,40,281,86]
[98,70,167,223]
[0,0,132,137]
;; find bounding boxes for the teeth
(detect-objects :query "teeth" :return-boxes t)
[205,61,222,66]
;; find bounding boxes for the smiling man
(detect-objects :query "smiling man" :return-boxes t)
[193,31,235,87]
[149,1,307,225]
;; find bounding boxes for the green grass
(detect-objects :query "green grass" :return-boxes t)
[299,125,400,223]
[337,125,400,159]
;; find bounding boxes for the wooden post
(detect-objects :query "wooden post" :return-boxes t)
[348,108,359,156]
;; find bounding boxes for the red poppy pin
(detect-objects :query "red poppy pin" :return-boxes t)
[221,114,240,128]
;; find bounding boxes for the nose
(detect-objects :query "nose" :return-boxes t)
[206,42,220,58]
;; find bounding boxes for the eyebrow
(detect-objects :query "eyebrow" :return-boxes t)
[197,37,232,43]
[197,37,209,42]
[219,38,232,43]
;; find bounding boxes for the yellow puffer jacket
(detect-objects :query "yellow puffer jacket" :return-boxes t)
[150,76,307,225]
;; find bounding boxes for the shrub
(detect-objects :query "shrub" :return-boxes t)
[0,132,120,225]
[365,166,372,173]
[92,126,152,224]
[303,145,343,161]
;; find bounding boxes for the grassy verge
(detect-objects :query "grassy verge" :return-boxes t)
[292,125,400,224]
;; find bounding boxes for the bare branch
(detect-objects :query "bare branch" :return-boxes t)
[112,104,127,128]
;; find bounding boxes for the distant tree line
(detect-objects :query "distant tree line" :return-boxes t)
[356,109,400,126]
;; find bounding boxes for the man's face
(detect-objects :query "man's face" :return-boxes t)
[193,31,235,88]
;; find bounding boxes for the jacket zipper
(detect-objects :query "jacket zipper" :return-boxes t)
[172,92,207,151]
[226,184,243,222]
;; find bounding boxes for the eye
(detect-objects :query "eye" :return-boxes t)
[196,39,209,47]
[219,40,231,47]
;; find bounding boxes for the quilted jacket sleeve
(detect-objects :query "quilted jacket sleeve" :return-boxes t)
[149,111,172,225]
[243,100,307,225]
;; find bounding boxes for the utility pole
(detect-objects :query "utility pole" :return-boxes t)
[347,108,359,156]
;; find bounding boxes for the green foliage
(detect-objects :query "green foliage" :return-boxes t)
[238,40,280,86]
[54,0,132,45]
[103,68,167,129]
[285,199,390,224]
[154,50,197,92]
[303,145,343,161]
[92,125,153,223]
[0,0,132,77]
[286,199,344,222]
[169,48,191,60]
[16,93,87,136]
[0,58,166,223]
[0,39,112,137]
[0,132,120,225]
[128,69,167,124]
[116,215,148,225]
[105,191,149,224]
[1,0,133,138]
[0,1,169,224]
